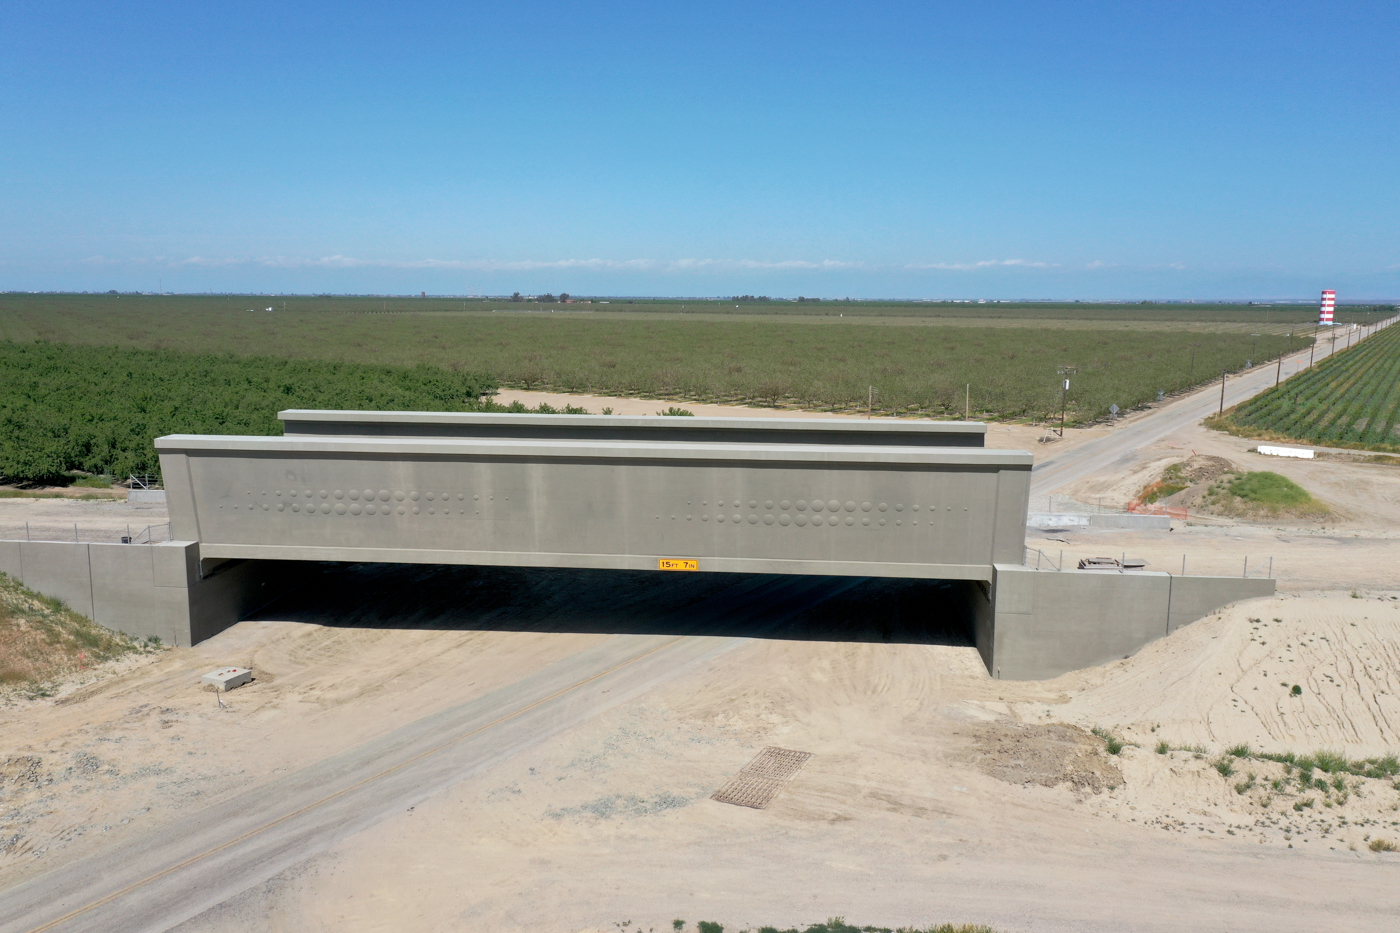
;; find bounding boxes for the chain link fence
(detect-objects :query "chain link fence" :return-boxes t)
[0,522,172,545]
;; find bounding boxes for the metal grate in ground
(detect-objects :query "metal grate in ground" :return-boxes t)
[710,746,812,809]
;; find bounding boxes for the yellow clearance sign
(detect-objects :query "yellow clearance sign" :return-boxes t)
[658,558,699,571]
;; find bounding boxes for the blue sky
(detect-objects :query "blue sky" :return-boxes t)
[2,2,1397,299]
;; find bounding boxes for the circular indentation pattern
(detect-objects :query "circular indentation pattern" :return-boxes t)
[812,515,824,526]
[845,516,855,526]
[763,514,775,525]
[748,500,757,509]
[811,500,824,512]
[291,504,300,512]
[276,502,285,511]
[747,514,758,524]
[827,499,840,512]
[333,503,346,515]
[396,506,406,515]
[365,504,376,515]
[409,491,420,501]
[319,490,328,499]
[862,502,872,512]
[717,515,726,523]
[350,504,362,515]
[779,514,792,526]
[879,518,886,526]
[795,500,808,511]
[764,500,774,510]
[862,517,870,525]
[732,513,741,523]
[701,514,709,522]
[426,492,435,501]
[878,503,888,512]
[348,490,360,501]
[334,490,344,500]
[844,501,856,512]
[412,506,420,514]
[780,500,791,511]
[394,491,405,501]
[794,514,809,526]
[895,503,904,512]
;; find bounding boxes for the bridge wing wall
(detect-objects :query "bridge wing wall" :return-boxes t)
[156,436,1030,581]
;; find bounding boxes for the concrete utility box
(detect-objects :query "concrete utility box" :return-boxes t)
[201,667,253,691]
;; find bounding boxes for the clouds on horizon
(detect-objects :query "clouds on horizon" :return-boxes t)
[81,254,1068,275]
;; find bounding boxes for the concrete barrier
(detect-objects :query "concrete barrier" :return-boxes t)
[279,410,989,447]
[1026,513,1171,531]
[1090,513,1171,530]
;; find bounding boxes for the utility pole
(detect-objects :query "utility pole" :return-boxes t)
[1276,353,1283,386]
[1309,335,1315,368]
[1219,370,1226,414]
[1056,366,1077,437]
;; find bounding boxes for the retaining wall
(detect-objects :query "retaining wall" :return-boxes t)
[985,564,1275,679]
[0,540,305,646]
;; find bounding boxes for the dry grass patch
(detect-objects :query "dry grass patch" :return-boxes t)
[0,572,149,696]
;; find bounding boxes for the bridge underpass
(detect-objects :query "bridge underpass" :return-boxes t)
[0,412,1273,679]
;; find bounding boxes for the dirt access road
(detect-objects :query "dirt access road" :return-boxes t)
[0,575,870,933]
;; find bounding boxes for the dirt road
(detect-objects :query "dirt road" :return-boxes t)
[1030,320,1393,496]
[0,574,871,933]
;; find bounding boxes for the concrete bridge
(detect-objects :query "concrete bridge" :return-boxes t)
[0,412,1272,679]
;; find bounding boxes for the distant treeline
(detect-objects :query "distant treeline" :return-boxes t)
[0,342,496,484]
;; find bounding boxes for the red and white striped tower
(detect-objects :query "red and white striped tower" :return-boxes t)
[1319,289,1335,325]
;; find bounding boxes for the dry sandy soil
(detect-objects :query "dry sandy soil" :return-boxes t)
[3,392,1400,931]
[3,583,1397,932]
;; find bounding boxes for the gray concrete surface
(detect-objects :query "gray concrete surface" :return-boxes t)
[279,410,988,446]
[156,436,1032,581]
[988,564,1275,680]
[0,539,304,646]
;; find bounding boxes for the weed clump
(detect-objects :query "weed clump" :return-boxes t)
[0,572,151,691]
[1091,726,1126,755]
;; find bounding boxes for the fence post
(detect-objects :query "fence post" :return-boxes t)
[26,522,30,541]
[1242,556,1248,578]
[74,523,79,543]
[1181,554,1186,576]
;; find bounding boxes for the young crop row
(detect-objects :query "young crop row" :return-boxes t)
[1219,319,1400,451]
[0,343,496,484]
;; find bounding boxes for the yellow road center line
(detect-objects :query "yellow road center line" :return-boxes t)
[24,635,687,933]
